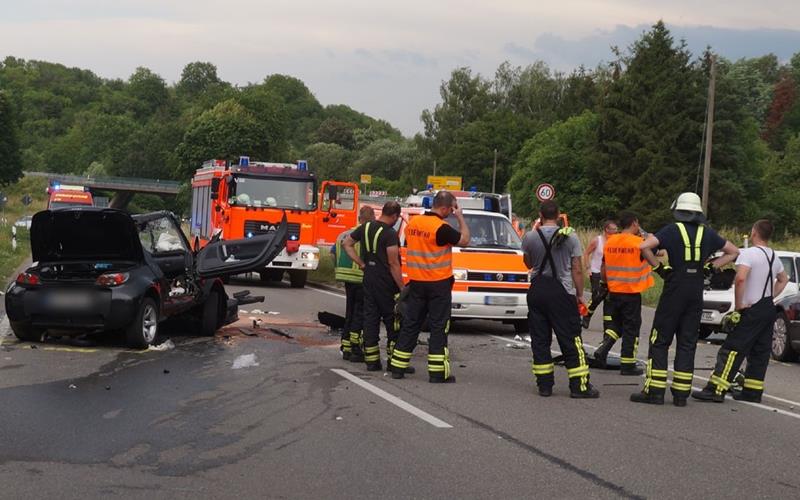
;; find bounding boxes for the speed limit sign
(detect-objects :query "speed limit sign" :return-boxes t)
[535,183,556,202]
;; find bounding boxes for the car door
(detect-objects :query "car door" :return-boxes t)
[315,181,359,246]
[776,255,798,300]
[195,214,288,278]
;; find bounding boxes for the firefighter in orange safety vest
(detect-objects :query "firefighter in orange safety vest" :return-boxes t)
[390,191,470,383]
[593,211,654,375]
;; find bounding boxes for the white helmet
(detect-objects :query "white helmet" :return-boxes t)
[671,192,705,223]
[671,192,703,213]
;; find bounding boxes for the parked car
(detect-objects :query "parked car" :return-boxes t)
[4,208,287,348]
[700,250,800,361]
[14,215,32,230]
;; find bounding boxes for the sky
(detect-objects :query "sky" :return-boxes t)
[2,1,800,135]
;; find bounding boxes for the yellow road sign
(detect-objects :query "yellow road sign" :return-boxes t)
[427,176,462,190]
[360,174,372,184]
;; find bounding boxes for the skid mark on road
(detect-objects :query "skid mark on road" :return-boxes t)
[454,411,644,500]
[331,368,453,428]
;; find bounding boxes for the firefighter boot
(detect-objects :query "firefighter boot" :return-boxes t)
[429,373,456,383]
[349,332,364,363]
[620,364,644,376]
[630,388,665,405]
[733,391,762,403]
[387,341,415,374]
[570,383,600,399]
[366,360,383,372]
[691,384,725,403]
[592,335,616,369]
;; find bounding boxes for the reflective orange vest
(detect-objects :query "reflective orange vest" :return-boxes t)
[604,233,654,294]
[405,214,453,282]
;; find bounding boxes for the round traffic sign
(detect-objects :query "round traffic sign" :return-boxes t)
[535,183,555,202]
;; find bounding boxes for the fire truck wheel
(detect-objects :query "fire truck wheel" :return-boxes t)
[259,270,283,282]
[288,270,308,288]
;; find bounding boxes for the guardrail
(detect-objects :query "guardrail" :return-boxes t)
[25,171,182,195]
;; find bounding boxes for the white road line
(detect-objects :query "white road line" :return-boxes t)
[0,315,10,346]
[331,368,453,429]
[491,333,800,419]
[306,286,346,299]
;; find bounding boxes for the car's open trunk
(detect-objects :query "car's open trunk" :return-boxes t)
[31,209,143,263]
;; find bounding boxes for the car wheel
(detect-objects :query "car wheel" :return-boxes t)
[698,325,714,340]
[513,320,529,334]
[771,312,798,361]
[201,290,221,336]
[126,297,159,349]
[289,270,308,288]
[10,322,44,343]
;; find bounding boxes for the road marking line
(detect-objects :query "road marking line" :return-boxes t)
[307,286,345,299]
[0,316,10,346]
[490,334,800,419]
[42,347,99,353]
[331,368,453,429]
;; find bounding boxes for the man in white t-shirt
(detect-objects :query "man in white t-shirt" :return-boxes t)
[692,219,789,403]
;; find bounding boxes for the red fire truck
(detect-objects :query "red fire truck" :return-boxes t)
[190,157,359,287]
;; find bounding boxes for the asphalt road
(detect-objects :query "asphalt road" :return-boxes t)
[2,276,800,499]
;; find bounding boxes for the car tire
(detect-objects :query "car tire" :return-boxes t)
[201,290,221,336]
[513,319,529,334]
[126,297,159,349]
[772,311,798,361]
[289,270,308,288]
[698,325,714,340]
[10,322,44,343]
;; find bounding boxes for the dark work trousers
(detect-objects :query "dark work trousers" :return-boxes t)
[707,297,776,397]
[362,274,399,364]
[588,273,614,333]
[528,275,591,392]
[343,283,364,356]
[644,271,704,397]
[391,278,453,378]
[606,292,642,367]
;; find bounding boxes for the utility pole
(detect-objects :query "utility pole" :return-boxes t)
[702,56,716,214]
[492,149,497,193]
[433,160,437,176]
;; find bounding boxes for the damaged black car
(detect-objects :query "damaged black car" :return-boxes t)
[4,208,287,348]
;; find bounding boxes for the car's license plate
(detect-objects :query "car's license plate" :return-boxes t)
[47,292,92,310]
[485,296,518,306]
[701,311,714,322]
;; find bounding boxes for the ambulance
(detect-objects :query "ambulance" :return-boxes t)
[397,191,530,333]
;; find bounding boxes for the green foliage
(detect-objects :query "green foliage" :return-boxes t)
[303,142,353,181]
[175,99,269,179]
[0,90,23,185]
[509,111,616,224]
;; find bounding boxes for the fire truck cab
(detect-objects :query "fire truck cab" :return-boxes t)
[47,183,94,209]
[397,190,529,333]
[190,157,358,287]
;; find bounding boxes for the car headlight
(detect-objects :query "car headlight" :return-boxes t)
[301,251,319,260]
[453,268,468,281]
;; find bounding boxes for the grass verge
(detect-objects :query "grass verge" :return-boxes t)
[0,176,49,284]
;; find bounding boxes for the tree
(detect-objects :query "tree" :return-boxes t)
[598,21,705,228]
[302,142,353,181]
[177,62,222,97]
[175,99,269,178]
[508,111,614,223]
[126,67,170,118]
[313,117,355,149]
[0,91,23,185]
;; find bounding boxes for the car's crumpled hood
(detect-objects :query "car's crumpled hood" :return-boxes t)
[31,208,143,263]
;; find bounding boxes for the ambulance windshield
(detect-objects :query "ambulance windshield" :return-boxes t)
[229,175,317,210]
[446,213,522,249]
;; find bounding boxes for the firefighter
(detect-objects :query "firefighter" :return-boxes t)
[391,191,470,383]
[582,219,618,330]
[334,206,375,361]
[594,212,653,374]
[523,200,598,398]
[343,201,405,371]
[631,192,738,407]
[692,219,788,403]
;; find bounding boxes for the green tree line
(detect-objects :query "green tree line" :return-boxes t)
[1,21,800,233]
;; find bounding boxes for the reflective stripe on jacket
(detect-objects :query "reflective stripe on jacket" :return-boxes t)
[405,215,453,282]
[334,228,363,284]
[676,222,704,262]
[604,233,654,293]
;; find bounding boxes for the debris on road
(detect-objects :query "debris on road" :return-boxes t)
[268,327,293,339]
[163,369,170,374]
[147,339,175,352]
[232,353,259,369]
[505,343,525,350]
[68,384,77,389]
[335,416,343,421]
[514,335,522,341]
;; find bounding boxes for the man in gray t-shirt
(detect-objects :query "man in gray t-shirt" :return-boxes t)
[522,200,598,399]
[522,225,583,295]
